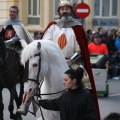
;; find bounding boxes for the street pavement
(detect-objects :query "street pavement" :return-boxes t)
[2,79,120,120]
[98,79,120,120]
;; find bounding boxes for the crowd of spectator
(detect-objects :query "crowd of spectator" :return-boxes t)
[86,27,120,80]
[33,27,120,80]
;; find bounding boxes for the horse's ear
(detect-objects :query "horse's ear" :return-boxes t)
[37,42,41,50]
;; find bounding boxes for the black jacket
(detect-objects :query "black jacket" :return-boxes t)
[39,87,98,120]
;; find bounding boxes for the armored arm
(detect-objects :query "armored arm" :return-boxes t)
[5,36,19,45]
[70,51,81,63]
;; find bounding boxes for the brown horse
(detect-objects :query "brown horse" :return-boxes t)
[0,38,24,120]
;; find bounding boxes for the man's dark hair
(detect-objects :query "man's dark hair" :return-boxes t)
[86,29,92,34]
[10,6,19,14]
[104,113,120,120]
[34,31,42,37]
[98,27,103,32]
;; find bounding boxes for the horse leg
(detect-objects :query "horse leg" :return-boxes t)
[14,84,23,120]
[9,86,23,120]
[18,81,24,107]
[14,89,19,107]
[0,89,4,120]
[8,87,16,119]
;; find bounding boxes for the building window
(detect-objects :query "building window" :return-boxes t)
[93,0,118,28]
[94,0,100,16]
[102,0,110,16]
[54,0,59,18]
[94,0,118,17]
[27,0,40,25]
[54,0,78,19]
[112,0,118,16]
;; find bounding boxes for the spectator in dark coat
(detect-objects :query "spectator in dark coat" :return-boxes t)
[115,31,120,51]
[106,34,117,52]
[86,29,93,43]
[107,51,120,80]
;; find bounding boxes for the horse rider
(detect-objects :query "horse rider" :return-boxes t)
[0,6,33,61]
[41,0,81,68]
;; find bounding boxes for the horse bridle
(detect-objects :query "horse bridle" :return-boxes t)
[26,52,42,86]
[25,52,66,120]
[25,52,66,96]
[24,52,45,120]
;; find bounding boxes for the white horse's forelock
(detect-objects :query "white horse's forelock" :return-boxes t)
[21,40,40,66]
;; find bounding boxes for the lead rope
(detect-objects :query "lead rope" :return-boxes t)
[37,83,45,120]
[36,54,45,120]
[39,105,45,120]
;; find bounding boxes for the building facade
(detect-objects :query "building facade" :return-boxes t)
[0,0,120,34]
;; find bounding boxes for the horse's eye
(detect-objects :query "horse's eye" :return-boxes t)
[33,64,37,67]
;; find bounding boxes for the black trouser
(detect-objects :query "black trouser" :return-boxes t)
[108,65,120,78]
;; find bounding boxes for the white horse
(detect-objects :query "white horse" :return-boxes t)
[21,40,69,120]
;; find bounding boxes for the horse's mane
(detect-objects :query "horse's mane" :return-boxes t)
[21,40,38,66]
[21,40,66,67]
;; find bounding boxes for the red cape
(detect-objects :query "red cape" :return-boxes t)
[41,21,100,119]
